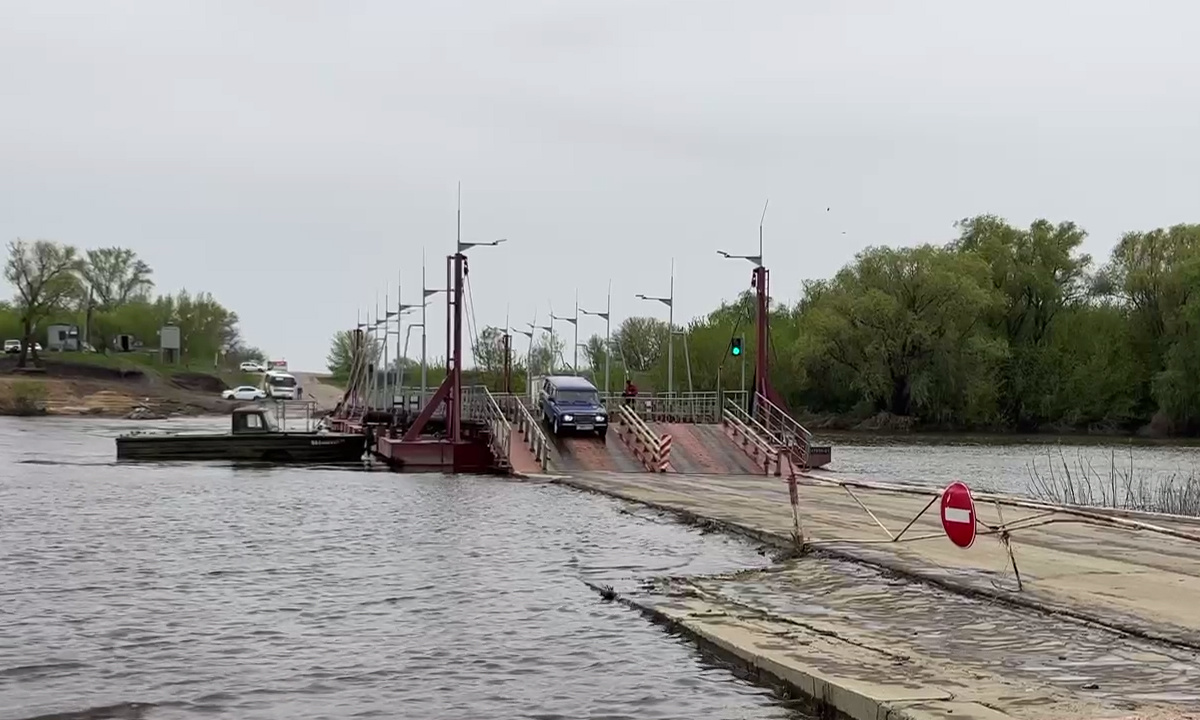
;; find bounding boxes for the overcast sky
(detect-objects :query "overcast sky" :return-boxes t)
[2,0,1198,371]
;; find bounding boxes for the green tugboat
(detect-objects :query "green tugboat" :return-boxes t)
[116,405,366,463]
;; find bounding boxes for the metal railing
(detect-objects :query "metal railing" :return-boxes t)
[604,390,749,424]
[613,404,669,472]
[721,397,781,476]
[492,393,551,472]
[463,386,512,470]
[751,392,813,468]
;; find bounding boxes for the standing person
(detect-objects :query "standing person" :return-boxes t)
[621,377,638,407]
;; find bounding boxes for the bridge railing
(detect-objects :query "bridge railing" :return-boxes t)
[604,391,748,424]
[722,396,781,476]
[751,392,813,468]
[491,393,551,472]
[463,386,512,471]
[613,404,670,472]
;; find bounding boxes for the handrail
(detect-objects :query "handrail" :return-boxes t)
[614,403,669,472]
[752,391,812,468]
[491,392,551,472]
[464,386,512,470]
[723,399,780,466]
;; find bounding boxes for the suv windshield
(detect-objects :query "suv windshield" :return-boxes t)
[556,389,599,404]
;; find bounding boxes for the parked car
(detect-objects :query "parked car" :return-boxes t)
[239,361,267,373]
[3,339,20,354]
[23,341,41,353]
[539,375,608,439]
[222,386,267,401]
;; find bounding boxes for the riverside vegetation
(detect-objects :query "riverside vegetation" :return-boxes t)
[1,239,261,415]
[443,215,1200,438]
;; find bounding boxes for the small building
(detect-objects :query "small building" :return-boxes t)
[46,324,80,351]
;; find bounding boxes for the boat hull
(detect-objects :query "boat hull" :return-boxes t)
[116,432,366,463]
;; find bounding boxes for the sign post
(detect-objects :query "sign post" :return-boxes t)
[940,480,977,549]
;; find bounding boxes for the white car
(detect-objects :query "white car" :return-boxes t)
[222,386,266,401]
[239,361,267,373]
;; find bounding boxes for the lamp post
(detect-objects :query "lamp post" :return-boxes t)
[448,236,506,441]
[718,200,769,405]
[419,250,448,407]
[537,320,555,374]
[635,259,675,395]
[579,280,612,395]
[550,298,578,373]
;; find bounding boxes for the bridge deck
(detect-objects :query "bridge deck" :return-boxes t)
[650,422,765,475]
[559,469,1200,716]
[548,434,644,474]
[561,469,1200,646]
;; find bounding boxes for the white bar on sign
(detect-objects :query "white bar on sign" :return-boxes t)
[944,507,972,524]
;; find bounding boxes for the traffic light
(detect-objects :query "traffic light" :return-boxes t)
[730,337,743,357]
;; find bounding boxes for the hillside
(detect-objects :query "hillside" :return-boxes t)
[0,355,245,417]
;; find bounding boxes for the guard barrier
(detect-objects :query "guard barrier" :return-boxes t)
[492,393,551,473]
[463,386,512,471]
[614,404,672,473]
[721,397,782,476]
[751,391,813,468]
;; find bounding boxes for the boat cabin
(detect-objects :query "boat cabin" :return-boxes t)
[231,406,281,434]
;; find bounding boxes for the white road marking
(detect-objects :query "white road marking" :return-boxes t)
[944,507,973,524]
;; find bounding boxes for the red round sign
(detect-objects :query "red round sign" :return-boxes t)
[940,481,977,549]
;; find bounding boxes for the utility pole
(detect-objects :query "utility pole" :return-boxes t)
[635,259,675,395]
[579,281,612,395]
[550,301,578,373]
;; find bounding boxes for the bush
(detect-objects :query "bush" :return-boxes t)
[0,380,48,416]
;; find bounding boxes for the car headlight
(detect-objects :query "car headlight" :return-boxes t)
[596,414,606,422]
[562,414,574,422]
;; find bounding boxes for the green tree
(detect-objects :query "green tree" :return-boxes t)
[799,244,1003,421]
[4,239,82,367]
[80,247,154,308]
[327,329,381,380]
[952,215,1092,428]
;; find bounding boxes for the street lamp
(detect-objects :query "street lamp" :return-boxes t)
[635,259,675,395]
[420,249,447,405]
[536,321,556,373]
[579,281,612,395]
[718,200,771,405]
[550,297,578,373]
[458,238,507,254]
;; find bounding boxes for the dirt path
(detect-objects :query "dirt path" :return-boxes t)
[294,372,343,411]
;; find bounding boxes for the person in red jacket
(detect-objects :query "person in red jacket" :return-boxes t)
[621,377,638,406]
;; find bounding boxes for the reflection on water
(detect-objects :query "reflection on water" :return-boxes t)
[0,417,800,720]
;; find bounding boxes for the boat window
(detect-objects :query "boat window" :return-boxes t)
[262,412,280,432]
[244,414,263,430]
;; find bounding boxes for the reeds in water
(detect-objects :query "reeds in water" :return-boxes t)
[1025,446,1200,517]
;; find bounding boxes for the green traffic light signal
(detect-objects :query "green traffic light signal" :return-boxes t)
[730,337,743,356]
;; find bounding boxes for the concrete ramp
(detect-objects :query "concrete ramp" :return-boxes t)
[550,434,645,473]
[652,423,766,475]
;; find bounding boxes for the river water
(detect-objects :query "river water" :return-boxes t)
[824,431,1200,496]
[7,419,1200,720]
[0,417,797,720]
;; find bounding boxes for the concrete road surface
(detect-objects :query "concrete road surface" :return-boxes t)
[294,372,343,411]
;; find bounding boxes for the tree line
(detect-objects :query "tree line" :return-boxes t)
[462,215,1200,436]
[2,239,260,369]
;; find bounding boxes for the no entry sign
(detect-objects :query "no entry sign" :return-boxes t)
[940,481,977,549]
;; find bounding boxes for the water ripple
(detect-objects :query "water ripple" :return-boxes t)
[0,417,800,720]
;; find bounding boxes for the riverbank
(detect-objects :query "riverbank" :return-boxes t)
[0,356,245,418]
[549,469,1200,719]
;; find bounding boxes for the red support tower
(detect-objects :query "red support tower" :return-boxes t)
[403,252,466,443]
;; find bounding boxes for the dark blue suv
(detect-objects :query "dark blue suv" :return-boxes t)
[539,375,608,439]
